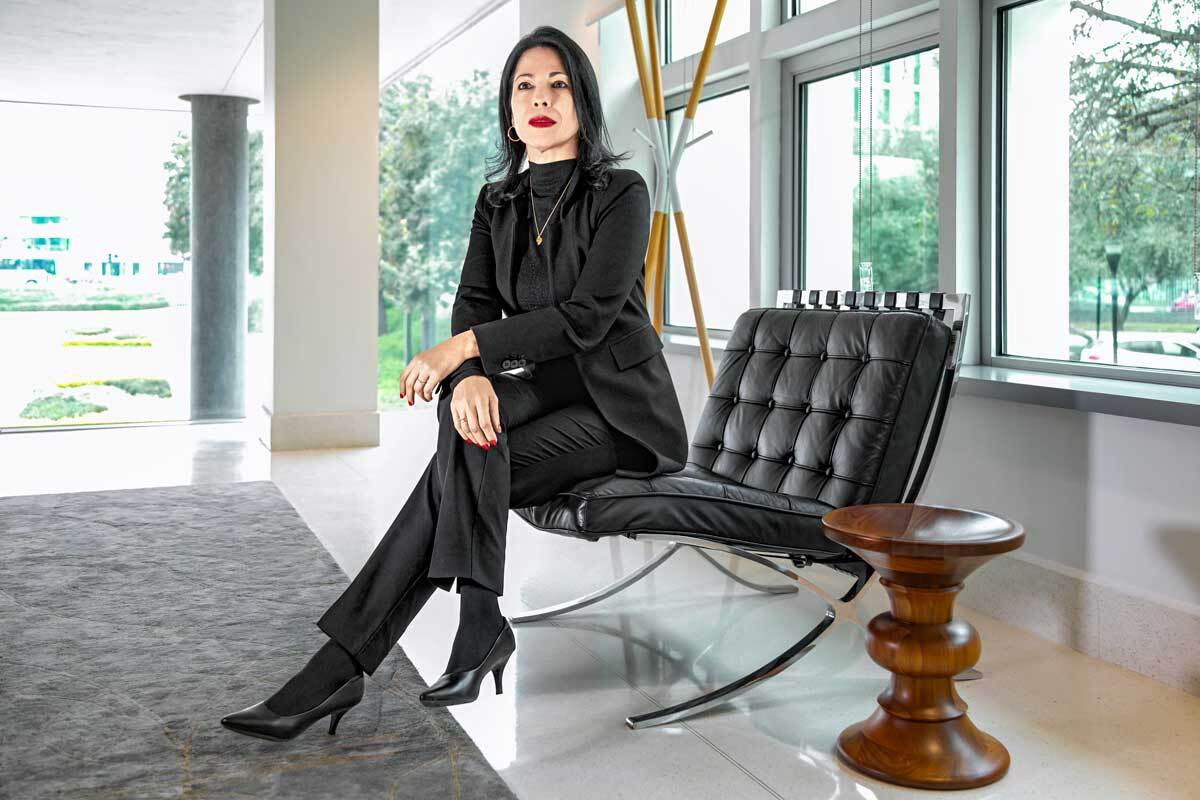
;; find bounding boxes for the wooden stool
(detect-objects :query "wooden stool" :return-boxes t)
[822,503,1025,790]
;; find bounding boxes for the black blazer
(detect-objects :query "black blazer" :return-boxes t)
[434,166,689,479]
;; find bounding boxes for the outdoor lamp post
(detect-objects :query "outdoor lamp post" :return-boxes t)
[1104,242,1122,363]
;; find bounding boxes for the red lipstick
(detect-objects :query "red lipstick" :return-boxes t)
[529,116,555,128]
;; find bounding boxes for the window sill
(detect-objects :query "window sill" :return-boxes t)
[955,366,1200,428]
[662,330,732,356]
[662,332,1200,428]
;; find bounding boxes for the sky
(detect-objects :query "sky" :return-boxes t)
[0,101,189,261]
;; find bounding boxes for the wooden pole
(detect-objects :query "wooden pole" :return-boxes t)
[642,0,669,331]
[625,1,727,387]
[666,0,727,386]
[623,1,663,295]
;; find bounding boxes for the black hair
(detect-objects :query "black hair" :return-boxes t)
[483,25,631,206]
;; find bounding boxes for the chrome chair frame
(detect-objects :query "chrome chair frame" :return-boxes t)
[513,289,972,729]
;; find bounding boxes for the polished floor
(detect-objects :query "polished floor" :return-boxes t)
[3,414,1198,799]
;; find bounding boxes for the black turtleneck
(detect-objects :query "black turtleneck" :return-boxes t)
[516,157,578,312]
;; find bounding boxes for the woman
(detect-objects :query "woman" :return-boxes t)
[220,25,688,742]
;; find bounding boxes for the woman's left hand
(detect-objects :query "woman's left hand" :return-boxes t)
[399,337,465,405]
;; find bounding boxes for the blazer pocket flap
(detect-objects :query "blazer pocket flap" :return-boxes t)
[610,323,663,371]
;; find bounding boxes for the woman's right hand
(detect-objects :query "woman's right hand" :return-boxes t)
[452,375,502,448]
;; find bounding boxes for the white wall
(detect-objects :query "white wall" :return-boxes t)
[924,394,1200,611]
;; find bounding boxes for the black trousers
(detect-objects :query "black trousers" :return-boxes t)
[316,356,622,676]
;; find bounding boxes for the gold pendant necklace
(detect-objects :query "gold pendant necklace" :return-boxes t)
[530,163,577,246]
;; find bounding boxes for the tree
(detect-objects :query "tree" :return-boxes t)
[161,129,264,276]
[851,124,940,293]
[377,70,497,348]
[1067,0,1198,332]
[162,134,190,258]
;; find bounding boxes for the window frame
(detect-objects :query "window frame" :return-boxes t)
[783,25,939,293]
[660,74,751,337]
[641,0,1200,406]
[982,0,1200,390]
[665,0,748,64]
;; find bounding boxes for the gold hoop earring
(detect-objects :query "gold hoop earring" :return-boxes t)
[506,124,521,143]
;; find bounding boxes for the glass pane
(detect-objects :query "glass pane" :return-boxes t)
[669,0,749,62]
[666,88,751,330]
[1002,0,1200,373]
[788,0,838,17]
[376,4,519,408]
[803,49,940,293]
[0,104,198,428]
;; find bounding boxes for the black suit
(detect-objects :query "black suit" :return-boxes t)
[317,167,689,675]
[435,167,689,479]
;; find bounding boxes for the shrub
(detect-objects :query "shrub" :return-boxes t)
[55,378,172,398]
[20,394,107,420]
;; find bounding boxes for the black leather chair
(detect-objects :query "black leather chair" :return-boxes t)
[513,289,971,728]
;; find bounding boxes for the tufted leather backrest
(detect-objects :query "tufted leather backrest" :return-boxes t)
[688,305,952,507]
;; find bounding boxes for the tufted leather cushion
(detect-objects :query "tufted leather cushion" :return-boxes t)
[516,305,952,556]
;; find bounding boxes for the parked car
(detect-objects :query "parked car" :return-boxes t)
[1171,293,1196,312]
[1067,327,1095,361]
[1079,332,1200,370]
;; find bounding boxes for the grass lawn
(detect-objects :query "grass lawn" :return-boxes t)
[0,288,169,312]
[378,306,450,409]
[55,378,172,398]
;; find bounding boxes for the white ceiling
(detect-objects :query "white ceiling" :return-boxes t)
[0,0,500,114]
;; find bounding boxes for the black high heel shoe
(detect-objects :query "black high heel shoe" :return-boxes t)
[419,618,515,707]
[220,673,364,742]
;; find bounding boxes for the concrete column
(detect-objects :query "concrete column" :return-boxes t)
[179,93,257,420]
[263,0,380,449]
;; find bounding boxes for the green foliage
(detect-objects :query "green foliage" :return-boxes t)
[0,290,167,312]
[20,394,107,420]
[851,125,940,292]
[63,339,151,347]
[162,129,264,276]
[377,307,451,409]
[55,378,172,398]
[378,71,499,329]
[1066,0,1199,330]
[248,297,262,333]
[163,133,190,258]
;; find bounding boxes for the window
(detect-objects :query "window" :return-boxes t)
[668,0,748,62]
[800,49,940,293]
[375,1,519,408]
[999,0,1200,376]
[784,0,838,17]
[0,101,194,428]
[665,87,751,331]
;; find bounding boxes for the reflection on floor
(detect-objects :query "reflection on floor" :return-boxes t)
[3,414,1199,799]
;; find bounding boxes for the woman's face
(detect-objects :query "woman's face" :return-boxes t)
[509,45,580,163]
